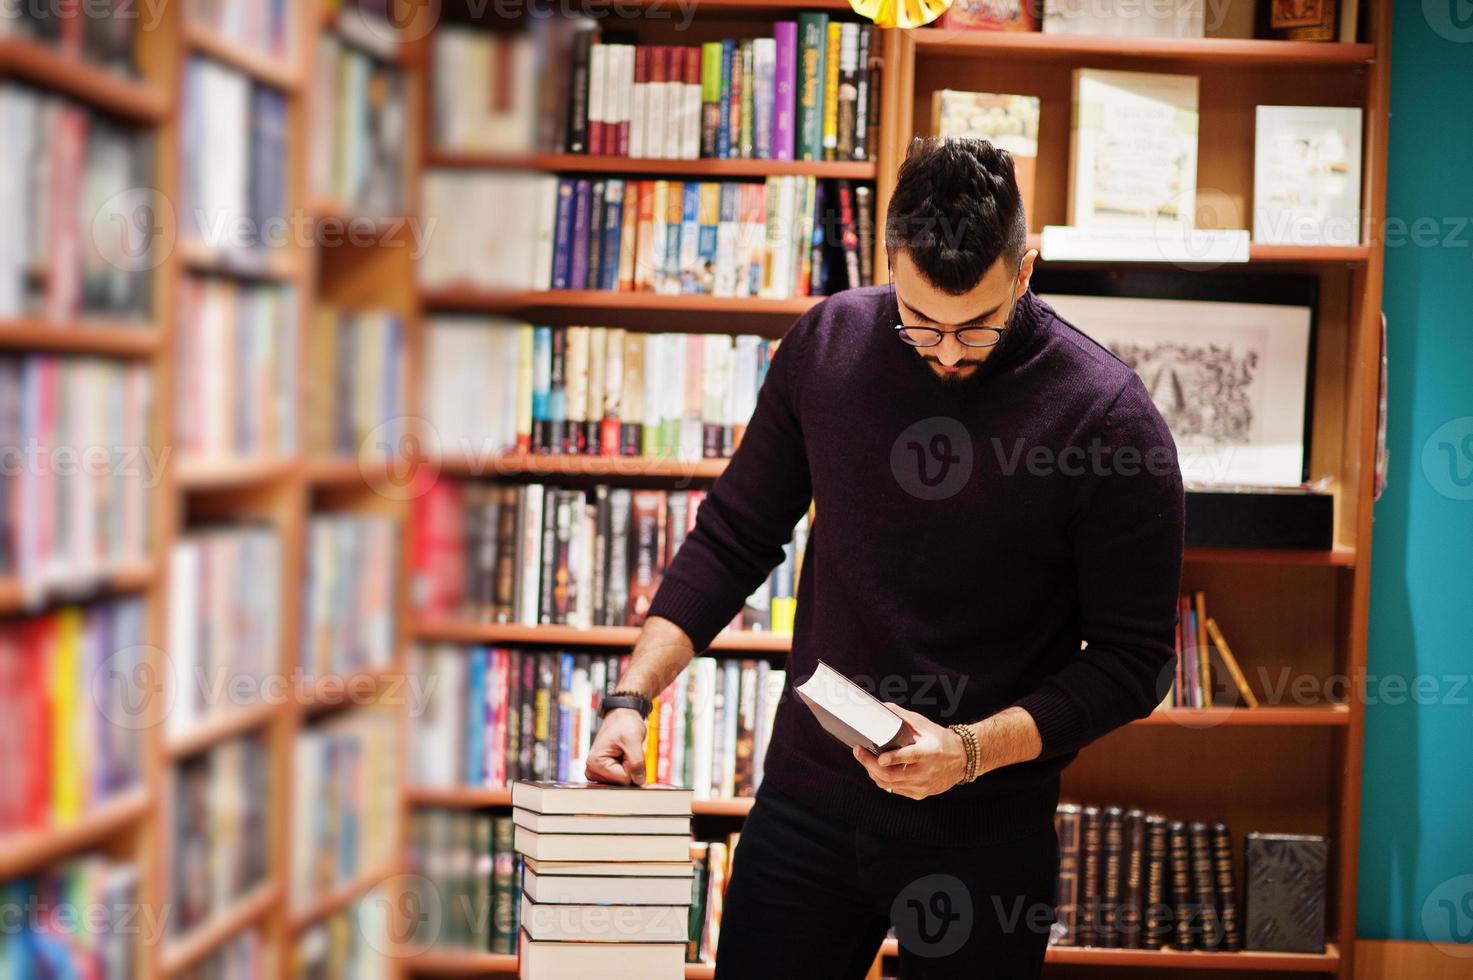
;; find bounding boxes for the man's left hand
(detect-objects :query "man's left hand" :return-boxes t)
[852,704,967,800]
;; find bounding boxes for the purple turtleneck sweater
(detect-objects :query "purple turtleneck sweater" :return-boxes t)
[646,285,1185,846]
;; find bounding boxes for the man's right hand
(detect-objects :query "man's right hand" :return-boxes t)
[584,708,648,785]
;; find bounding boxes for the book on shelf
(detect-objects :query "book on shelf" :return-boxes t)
[1162,590,1258,710]
[793,659,917,755]
[0,83,155,322]
[0,854,139,976]
[174,275,298,461]
[181,57,289,260]
[1253,106,1364,247]
[408,808,524,954]
[309,34,408,216]
[930,89,1041,225]
[303,308,405,460]
[1243,832,1326,953]
[167,524,281,738]
[290,709,400,913]
[0,598,146,833]
[687,835,737,965]
[432,20,879,163]
[293,895,390,980]
[409,480,810,631]
[1051,801,1242,953]
[170,732,272,936]
[418,171,875,298]
[1044,0,1205,38]
[186,0,296,61]
[410,646,786,802]
[1068,69,1199,230]
[938,0,1038,31]
[423,320,776,461]
[300,512,398,676]
[0,355,151,589]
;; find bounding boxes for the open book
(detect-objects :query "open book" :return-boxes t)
[794,660,917,755]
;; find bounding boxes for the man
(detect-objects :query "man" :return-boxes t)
[585,137,1184,978]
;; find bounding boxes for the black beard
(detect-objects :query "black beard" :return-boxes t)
[914,298,1024,389]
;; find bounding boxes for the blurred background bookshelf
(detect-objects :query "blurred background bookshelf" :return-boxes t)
[0,0,1390,977]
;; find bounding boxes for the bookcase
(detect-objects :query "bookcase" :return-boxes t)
[0,0,1389,977]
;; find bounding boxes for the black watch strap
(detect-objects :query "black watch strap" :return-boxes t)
[600,691,654,719]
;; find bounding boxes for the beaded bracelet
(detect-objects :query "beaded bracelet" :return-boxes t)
[948,723,981,784]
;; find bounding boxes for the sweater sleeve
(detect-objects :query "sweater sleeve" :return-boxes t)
[1011,375,1185,760]
[644,316,815,650]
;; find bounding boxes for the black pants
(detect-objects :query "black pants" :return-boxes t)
[714,783,1058,980]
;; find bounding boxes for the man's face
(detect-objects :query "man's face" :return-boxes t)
[890,249,1036,384]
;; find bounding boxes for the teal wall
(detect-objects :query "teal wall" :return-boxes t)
[1357,0,1473,943]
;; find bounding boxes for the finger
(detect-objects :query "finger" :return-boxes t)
[877,744,924,767]
[620,736,647,785]
[883,703,925,723]
[852,746,896,785]
[585,752,632,785]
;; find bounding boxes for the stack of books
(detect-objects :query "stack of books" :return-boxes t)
[511,781,695,978]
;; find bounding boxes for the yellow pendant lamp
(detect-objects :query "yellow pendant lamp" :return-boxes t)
[848,0,953,29]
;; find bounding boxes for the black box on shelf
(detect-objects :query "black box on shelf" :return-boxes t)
[1185,487,1335,551]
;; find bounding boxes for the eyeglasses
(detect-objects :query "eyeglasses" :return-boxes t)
[893,324,1006,349]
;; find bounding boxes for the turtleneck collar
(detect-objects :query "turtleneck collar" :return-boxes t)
[881,283,1051,392]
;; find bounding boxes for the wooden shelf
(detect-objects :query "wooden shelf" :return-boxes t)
[426,151,878,180]
[0,562,155,616]
[410,620,792,653]
[438,454,730,482]
[1028,235,1372,265]
[1184,545,1357,567]
[166,700,283,760]
[0,788,151,880]
[183,23,302,90]
[0,39,170,121]
[419,288,821,317]
[406,786,756,816]
[161,882,281,976]
[290,862,402,933]
[879,937,1340,970]
[175,456,300,490]
[296,667,401,712]
[911,30,1375,68]
[409,950,519,975]
[1139,705,1350,727]
[0,318,159,356]
[179,240,303,282]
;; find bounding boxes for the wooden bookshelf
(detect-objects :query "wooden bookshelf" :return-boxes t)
[178,240,305,282]
[165,700,285,760]
[288,861,403,933]
[0,789,152,880]
[182,23,303,90]
[0,319,160,356]
[0,562,155,616]
[408,951,520,975]
[0,38,171,121]
[1025,234,1374,265]
[175,456,301,491]
[160,881,282,976]
[419,288,823,317]
[879,937,1343,971]
[909,30,1375,68]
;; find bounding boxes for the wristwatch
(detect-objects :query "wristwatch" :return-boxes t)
[600,691,654,719]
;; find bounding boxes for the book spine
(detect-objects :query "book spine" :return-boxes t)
[700,43,722,159]
[1122,809,1146,949]
[1102,806,1123,947]
[566,30,593,154]
[797,14,828,162]
[1168,820,1195,950]
[1079,806,1102,947]
[1144,815,1171,949]
[1190,821,1223,950]
[771,22,797,161]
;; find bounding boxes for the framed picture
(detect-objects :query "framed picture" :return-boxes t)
[1032,270,1317,488]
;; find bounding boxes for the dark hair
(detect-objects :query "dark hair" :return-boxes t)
[884,137,1028,295]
